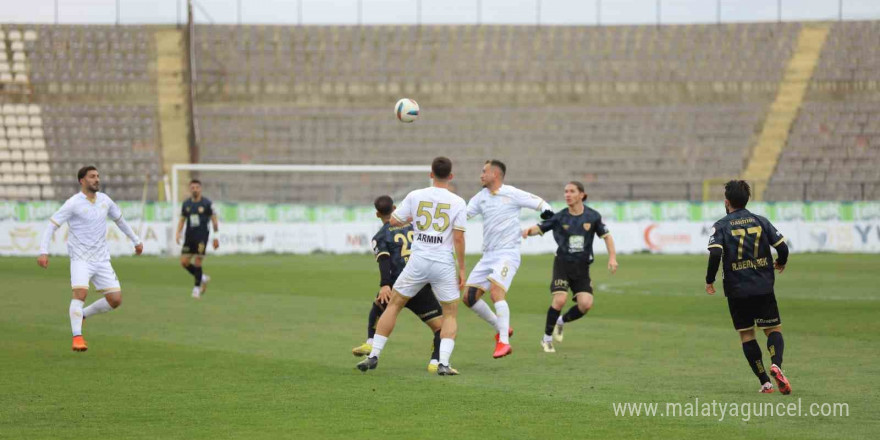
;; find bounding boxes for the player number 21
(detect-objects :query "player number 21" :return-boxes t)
[731,226,762,260]
[415,201,451,232]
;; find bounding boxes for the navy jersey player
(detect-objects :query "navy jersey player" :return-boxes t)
[706,180,792,394]
[523,181,618,353]
[351,195,445,373]
[175,179,219,299]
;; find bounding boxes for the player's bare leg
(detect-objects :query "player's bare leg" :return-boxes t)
[426,317,443,373]
[763,325,790,394]
[357,291,408,372]
[437,300,459,375]
[739,329,774,392]
[195,255,210,295]
[489,282,513,358]
[70,288,89,352]
[553,291,593,342]
[541,292,567,351]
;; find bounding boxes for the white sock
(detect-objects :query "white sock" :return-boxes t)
[202,274,208,282]
[369,334,387,358]
[69,299,84,337]
[543,334,553,342]
[470,299,498,328]
[439,338,455,365]
[494,300,510,344]
[366,338,373,345]
[556,316,564,326]
[83,298,113,318]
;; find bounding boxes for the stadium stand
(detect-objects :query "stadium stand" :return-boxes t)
[1,22,878,202]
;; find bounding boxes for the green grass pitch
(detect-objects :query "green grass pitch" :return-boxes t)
[1,253,878,439]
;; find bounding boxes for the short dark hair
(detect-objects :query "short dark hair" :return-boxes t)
[77,166,97,182]
[190,179,202,185]
[724,180,751,209]
[374,195,394,216]
[568,181,588,202]
[485,159,506,177]
[431,157,452,180]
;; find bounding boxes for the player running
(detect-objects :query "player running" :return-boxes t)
[175,179,219,299]
[37,166,143,352]
[464,160,554,358]
[705,180,792,394]
[351,195,444,372]
[357,157,467,376]
[522,181,618,353]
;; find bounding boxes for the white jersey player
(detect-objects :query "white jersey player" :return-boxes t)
[37,166,143,352]
[357,157,467,376]
[464,160,554,358]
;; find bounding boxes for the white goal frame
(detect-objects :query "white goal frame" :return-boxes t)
[170,163,432,211]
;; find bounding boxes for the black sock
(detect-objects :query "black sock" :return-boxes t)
[766,331,784,368]
[545,307,561,336]
[562,305,586,323]
[742,339,771,385]
[184,264,197,275]
[431,330,441,362]
[367,303,383,340]
[193,266,203,287]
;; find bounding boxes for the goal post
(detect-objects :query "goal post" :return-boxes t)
[170,163,432,210]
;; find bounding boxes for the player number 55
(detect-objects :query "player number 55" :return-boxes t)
[415,201,451,232]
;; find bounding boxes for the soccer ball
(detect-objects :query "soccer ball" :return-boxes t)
[395,98,419,123]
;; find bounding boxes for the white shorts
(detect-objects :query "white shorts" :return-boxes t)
[392,255,460,304]
[70,260,121,294]
[466,248,521,293]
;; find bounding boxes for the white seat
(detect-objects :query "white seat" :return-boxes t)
[9,30,22,40]
[41,186,55,198]
[18,127,30,137]
[28,186,40,198]
[0,63,9,73]
[13,104,26,114]
[0,139,7,148]
[0,31,6,40]
[23,151,35,161]
[31,127,44,137]
[12,52,26,62]
[24,30,37,41]
[27,104,40,115]
[33,139,46,148]
[0,162,11,172]
[29,116,42,127]
[0,151,9,161]
[0,185,7,198]
[13,73,28,83]
[12,162,24,173]
[16,115,29,125]
[0,53,6,61]
[0,73,12,83]
[25,174,38,184]
[21,139,33,149]
[36,151,48,161]
[7,126,20,137]
[9,139,22,149]
[1,104,14,114]
[37,162,50,173]
[3,115,16,125]
[11,41,24,51]
[39,174,51,185]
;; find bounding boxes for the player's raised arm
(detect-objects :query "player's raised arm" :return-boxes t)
[108,198,143,255]
[510,187,554,219]
[37,200,74,268]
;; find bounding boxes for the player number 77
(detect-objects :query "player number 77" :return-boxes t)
[730,226,762,260]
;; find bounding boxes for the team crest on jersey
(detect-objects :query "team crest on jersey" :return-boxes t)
[198,206,204,214]
[562,225,569,230]
[184,207,190,213]
[583,223,591,231]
